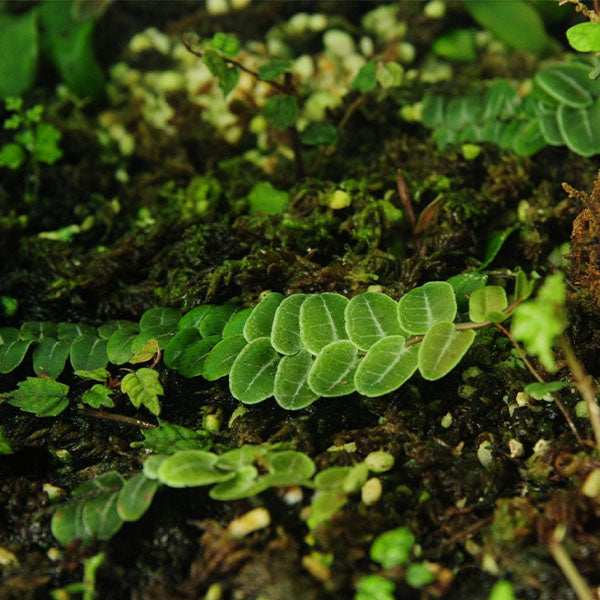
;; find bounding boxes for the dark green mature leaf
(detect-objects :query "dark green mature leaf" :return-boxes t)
[203,49,240,96]
[432,29,476,62]
[0,339,32,373]
[222,307,252,337]
[140,307,181,331]
[512,119,547,156]
[164,329,201,369]
[1,377,69,417]
[202,334,247,381]
[38,0,105,98]
[478,226,518,270]
[117,473,159,521]
[139,419,211,454]
[258,59,292,80]
[557,99,600,157]
[171,336,220,378]
[57,322,96,341]
[0,11,38,98]
[82,491,123,540]
[70,336,108,371]
[21,321,57,341]
[52,501,87,546]
[300,123,339,146]
[0,327,20,344]
[33,338,70,378]
[534,62,600,108]
[263,94,298,131]
[351,61,377,92]
[106,325,140,364]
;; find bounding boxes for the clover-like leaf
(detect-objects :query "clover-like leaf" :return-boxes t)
[354,336,419,397]
[229,337,280,404]
[345,292,405,351]
[308,340,359,397]
[300,293,349,354]
[81,384,114,409]
[121,368,163,415]
[418,322,475,381]
[398,282,456,335]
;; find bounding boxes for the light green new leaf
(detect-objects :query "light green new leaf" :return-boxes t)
[20,321,57,341]
[210,32,240,57]
[32,338,70,379]
[300,293,349,354]
[1,377,69,417]
[398,282,456,335]
[533,62,598,108]
[209,465,267,500]
[143,455,168,480]
[57,322,96,341]
[341,462,369,494]
[370,526,415,568]
[262,450,316,487]
[81,384,114,409]
[70,336,108,372]
[0,339,32,373]
[140,307,181,331]
[258,59,292,81]
[157,450,234,487]
[468,286,508,323]
[243,292,284,341]
[525,380,570,400]
[274,349,318,410]
[202,334,248,381]
[354,336,419,397]
[345,292,405,351]
[314,466,353,490]
[566,22,600,52]
[222,307,253,338]
[308,490,347,527]
[248,182,289,215]
[117,472,159,521]
[139,419,211,454]
[0,11,38,98]
[308,340,359,397]
[82,492,123,541]
[203,49,240,96]
[271,294,306,355]
[106,325,139,365]
[121,368,163,415]
[418,322,476,381]
[355,574,396,600]
[229,337,280,404]
[557,99,600,157]
[131,327,176,354]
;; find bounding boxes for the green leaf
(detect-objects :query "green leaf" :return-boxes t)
[248,182,289,215]
[263,94,298,131]
[397,282,457,335]
[82,491,123,541]
[468,286,508,323]
[406,562,435,588]
[20,321,57,341]
[567,22,600,52]
[345,292,405,351]
[1,377,69,417]
[314,466,353,490]
[32,338,70,378]
[271,294,306,355]
[163,328,201,368]
[73,471,125,497]
[203,49,240,96]
[512,119,547,156]
[229,337,280,404]
[355,574,396,600]
[341,462,369,493]
[52,501,87,546]
[308,490,347,527]
[70,336,108,371]
[432,29,476,62]
[300,123,339,146]
[121,368,163,416]
[222,307,253,338]
[513,267,535,302]
[157,450,234,487]
[0,339,32,373]
[216,444,270,470]
[139,419,211,454]
[140,307,181,331]
[262,450,316,487]
[533,62,599,108]
[178,305,213,331]
[106,325,139,365]
[0,426,14,455]
[75,368,110,383]
[418,322,476,381]
[170,335,220,378]
[539,110,563,146]
[308,340,359,397]
[557,99,600,157]
[202,334,248,381]
[421,95,446,128]
[0,143,26,169]
[97,320,137,340]
[117,473,159,521]
[525,380,570,400]
[210,32,240,57]
[478,226,518,270]
[488,581,517,600]
[258,59,292,81]
[209,465,267,500]
[81,384,114,409]
[370,526,415,568]
[463,0,549,55]
[274,349,318,410]
[0,327,20,344]
[32,122,62,164]
[143,455,168,479]
[300,293,349,354]
[445,96,481,130]
[354,336,419,397]
[351,61,377,93]
[482,79,519,120]
[57,322,96,341]
[38,0,105,98]
[0,11,38,98]
[243,292,284,341]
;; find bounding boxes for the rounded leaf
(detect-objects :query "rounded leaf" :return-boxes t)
[243,293,284,342]
[70,336,108,372]
[557,99,600,157]
[300,293,349,354]
[33,338,70,379]
[274,349,318,410]
[117,473,159,522]
[308,340,359,397]
[468,286,508,323]
[354,336,419,397]
[398,282,457,335]
[140,307,181,331]
[202,334,248,381]
[271,294,306,355]
[106,325,139,365]
[157,450,234,487]
[222,307,253,338]
[534,62,599,108]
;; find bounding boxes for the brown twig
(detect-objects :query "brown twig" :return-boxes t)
[558,0,600,21]
[80,408,156,430]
